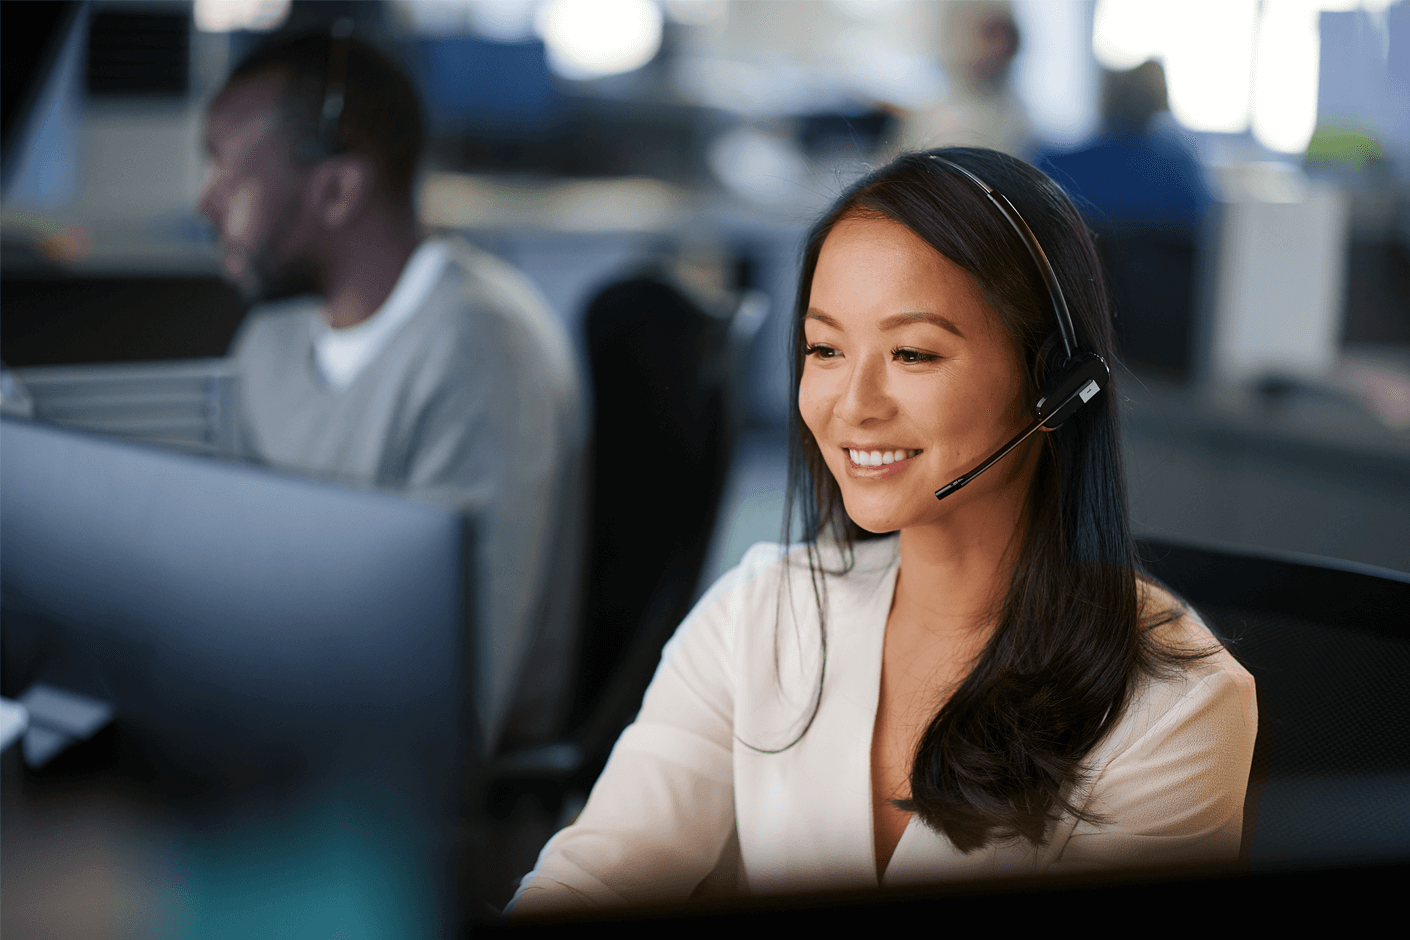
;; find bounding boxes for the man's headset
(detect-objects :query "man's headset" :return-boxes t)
[926,156,1111,502]
[300,18,355,161]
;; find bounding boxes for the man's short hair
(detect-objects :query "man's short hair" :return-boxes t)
[227,33,425,203]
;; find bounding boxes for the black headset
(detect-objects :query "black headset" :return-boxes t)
[301,18,355,161]
[926,155,1111,501]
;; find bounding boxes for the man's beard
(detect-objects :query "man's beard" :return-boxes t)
[225,194,321,305]
[231,240,321,306]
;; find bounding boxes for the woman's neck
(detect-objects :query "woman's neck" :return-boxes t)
[871,477,1031,879]
[892,479,1030,643]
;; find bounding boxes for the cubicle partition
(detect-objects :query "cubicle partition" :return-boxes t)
[9,358,238,455]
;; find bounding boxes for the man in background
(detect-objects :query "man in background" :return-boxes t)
[895,1,1031,157]
[1036,60,1212,228]
[199,32,586,750]
[1035,59,1212,375]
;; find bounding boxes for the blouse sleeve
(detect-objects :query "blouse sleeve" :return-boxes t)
[508,543,786,914]
[1053,650,1258,872]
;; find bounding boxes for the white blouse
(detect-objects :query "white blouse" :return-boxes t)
[512,538,1258,913]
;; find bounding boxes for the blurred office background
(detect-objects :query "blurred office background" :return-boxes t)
[5,0,1408,576]
[3,0,1410,934]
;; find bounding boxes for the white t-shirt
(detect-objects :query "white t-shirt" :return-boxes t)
[312,240,452,389]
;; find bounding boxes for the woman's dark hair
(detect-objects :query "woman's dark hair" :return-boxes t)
[778,147,1207,852]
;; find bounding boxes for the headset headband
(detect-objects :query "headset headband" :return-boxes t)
[924,154,1111,501]
[927,155,1078,362]
[313,18,355,158]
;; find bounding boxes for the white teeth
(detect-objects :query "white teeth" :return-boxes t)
[848,448,919,466]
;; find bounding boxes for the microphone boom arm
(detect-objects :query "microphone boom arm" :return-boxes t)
[933,376,1101,501]
[932,412,1047,501]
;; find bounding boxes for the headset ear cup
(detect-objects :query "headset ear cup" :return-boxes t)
[1031,330,1067,402]
[1035,352,1110,429]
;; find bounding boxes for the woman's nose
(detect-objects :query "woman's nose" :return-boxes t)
[833,355,896,426]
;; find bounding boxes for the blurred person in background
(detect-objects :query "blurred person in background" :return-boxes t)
[1036,60,1212,228]
[199,33,586,749]
[896,1,1031,157]
[1035,60,1213,377]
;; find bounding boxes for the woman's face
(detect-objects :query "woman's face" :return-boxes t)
[799,213,1035,534]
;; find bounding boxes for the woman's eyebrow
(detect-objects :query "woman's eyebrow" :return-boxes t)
[805,309,841,327]
[878,311,965,338]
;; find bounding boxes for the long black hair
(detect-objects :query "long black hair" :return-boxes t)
[778,148,1208,852]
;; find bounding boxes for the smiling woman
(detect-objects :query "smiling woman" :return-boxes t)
[800,214,1035,537]
[511,149,1257,914]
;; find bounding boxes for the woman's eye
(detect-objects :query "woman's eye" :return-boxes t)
[893,347,939,364]
[804,343,840,361]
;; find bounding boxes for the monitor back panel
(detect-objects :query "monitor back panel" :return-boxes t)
[1,416,473,787]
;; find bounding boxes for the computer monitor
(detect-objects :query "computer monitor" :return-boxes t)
[0,414,478,793]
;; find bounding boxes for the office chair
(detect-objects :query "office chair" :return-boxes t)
[487,272,766,815]
[1137,536,1410,872]
[1093,222,1201,379]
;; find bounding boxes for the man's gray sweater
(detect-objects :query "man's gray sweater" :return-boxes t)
[231,240,587,749]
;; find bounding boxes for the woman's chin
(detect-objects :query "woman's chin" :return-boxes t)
[840,501,919,536]
[853,521,900,536]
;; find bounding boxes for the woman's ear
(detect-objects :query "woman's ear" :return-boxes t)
[312,153,376,230]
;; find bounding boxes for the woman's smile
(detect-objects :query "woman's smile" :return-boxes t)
[844,447,922,475]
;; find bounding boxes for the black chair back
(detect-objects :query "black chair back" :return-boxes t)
[571,273,746,781]
[478,275,761,909]
[1137,537,1410,871]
